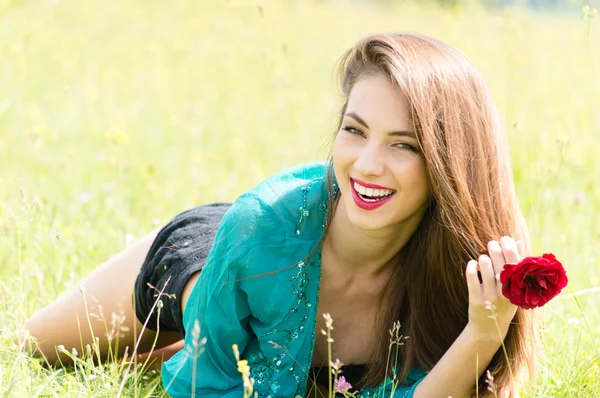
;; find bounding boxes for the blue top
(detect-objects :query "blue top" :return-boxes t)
[161,162,428,397]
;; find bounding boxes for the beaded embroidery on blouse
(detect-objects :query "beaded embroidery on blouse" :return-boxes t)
[247,177,338,397]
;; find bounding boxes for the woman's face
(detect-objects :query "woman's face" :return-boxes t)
[332,73,431,233]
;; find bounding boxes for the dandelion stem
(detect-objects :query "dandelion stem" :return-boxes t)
[117,277,171,398]
[80,287,102,365]
[569,285,600,359]
[380,340,393,397]
[475,352,479,398]
[327,326,332,398]
[587,18,597,78]
[140,307,162,372]
[492,313,515,384]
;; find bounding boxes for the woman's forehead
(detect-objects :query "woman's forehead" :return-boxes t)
[345,74,413,131]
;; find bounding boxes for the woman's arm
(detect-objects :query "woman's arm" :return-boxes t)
[413,325,504,398]
[413,237,524,398]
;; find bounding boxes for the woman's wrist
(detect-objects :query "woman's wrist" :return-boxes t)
[414,321,508,397]
[464,322,508,346]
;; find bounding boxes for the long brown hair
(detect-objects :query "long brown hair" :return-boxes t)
[321,32,538,397]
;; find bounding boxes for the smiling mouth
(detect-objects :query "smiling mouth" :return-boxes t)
[351,179,396,202]
[356,190,394,202]
[358,194,392,202]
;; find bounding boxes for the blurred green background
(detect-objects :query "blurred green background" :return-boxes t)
[1,0,599,396]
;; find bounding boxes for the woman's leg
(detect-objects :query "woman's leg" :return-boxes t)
[19,228,183,366]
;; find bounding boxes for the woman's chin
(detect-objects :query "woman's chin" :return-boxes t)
[346,212,390,232]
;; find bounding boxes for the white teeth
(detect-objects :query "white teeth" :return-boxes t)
[362,196,379,202]
[353,181,394,198]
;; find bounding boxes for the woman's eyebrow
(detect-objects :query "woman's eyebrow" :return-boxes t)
[345,111,416,138]
[345,111,370,128]
[388,131,417,138]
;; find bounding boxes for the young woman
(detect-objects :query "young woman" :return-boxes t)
[21,32,537,397]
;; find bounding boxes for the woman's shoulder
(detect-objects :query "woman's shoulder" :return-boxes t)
[211,162,331,278]
[231,161,332,238]
[248,161,330,205]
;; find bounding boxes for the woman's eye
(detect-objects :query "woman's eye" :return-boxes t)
[341,126,364,136]
[393,143,418,152]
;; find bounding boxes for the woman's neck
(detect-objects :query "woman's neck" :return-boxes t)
[324,199,423,278]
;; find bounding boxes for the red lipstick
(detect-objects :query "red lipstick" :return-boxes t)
[350,178,396,211]
[351,178,393,190]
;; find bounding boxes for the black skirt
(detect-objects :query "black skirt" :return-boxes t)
[133,202,232,336]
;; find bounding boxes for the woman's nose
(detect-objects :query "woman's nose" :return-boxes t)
[353,143,385,177]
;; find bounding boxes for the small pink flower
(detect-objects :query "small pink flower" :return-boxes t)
[335,375,352,393]
[79,192,92,203]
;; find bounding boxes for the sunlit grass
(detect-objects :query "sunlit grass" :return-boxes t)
[1,0,599,396]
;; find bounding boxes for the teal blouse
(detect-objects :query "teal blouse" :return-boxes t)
[161,162,428,397]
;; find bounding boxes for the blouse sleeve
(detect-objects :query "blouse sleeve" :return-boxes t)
[161,193,263,397]
[393,367,428,397]
[363,367,428,397]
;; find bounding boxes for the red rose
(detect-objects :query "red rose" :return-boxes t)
[499,253,568,309]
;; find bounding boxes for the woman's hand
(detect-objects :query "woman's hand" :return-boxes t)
[465,236,525,342]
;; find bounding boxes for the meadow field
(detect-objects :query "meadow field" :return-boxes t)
[0,0,599,396]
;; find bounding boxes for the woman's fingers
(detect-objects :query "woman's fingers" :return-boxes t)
[467,237,522,305]
[478,254,498,301]
[487,240,504,281]
[500,236,520,264]
[466,259,483,305]
[516,240,525,258]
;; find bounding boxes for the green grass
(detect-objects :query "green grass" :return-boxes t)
[1,0,599,396]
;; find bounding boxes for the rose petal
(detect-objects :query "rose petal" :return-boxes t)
[499,253,567,309]
[537,278,547,289]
